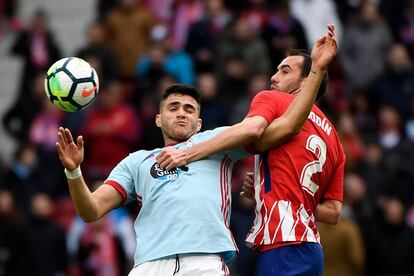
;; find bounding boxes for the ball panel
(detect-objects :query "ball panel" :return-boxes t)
[48,71,73,97]
[72,81,98,106]
[47,58,69,76]
[65,57,93,79]
[52,97,79,112]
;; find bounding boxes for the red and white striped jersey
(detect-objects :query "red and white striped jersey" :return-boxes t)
[245,91,345,252]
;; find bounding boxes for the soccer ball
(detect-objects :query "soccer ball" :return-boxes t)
[44,57,99,112]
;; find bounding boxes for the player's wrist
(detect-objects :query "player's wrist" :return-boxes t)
[64,165,82,179]
[310,65,326,75]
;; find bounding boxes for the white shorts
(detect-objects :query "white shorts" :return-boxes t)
[128,254,230,276]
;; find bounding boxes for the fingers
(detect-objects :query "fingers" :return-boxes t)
[65,128,74,144]
[56,141,64,158]
[77,136,84,150]
[156,151,166,165]
[57,131,66,149]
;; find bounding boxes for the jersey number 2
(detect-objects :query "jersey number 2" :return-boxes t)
[299,134,327,196]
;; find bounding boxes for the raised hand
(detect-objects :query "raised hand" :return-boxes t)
[56,127,84,171]
[311,24,338,71]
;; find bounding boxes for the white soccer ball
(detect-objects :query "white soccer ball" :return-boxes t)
[44,57,99,112]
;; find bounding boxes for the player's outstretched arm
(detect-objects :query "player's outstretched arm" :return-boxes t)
[253,24,338,152]
[56,127,121,222]
[157,116,269,170]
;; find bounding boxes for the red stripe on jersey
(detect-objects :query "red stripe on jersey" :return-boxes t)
[104,180,127,205]
[220,156,238,252]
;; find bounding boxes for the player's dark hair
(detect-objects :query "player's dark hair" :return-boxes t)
[286,49,329,101]
[160,84,201,112]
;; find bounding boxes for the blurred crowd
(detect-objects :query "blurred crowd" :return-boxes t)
[1,0,414,275]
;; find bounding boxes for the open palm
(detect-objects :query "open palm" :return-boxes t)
[311,24,338,70]
[56,127,84,171]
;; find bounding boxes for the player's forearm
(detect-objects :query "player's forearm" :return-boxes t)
[186,117,268,162]
[254,66,325,152]
[67,176,100,222]
[315,199,342,224]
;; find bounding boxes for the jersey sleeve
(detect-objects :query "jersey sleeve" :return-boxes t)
[323,152,346,202]
[104,154,137,206]
[246,91,282,124]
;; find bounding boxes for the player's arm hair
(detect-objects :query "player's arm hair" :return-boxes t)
[185,116,269,162]
[67,176,122,222]
[253,66,326,153]
[315,199,342,224]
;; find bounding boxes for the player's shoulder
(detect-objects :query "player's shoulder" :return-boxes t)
[122,148,159,164]
[253,90,295,103]
[191,127,230,141]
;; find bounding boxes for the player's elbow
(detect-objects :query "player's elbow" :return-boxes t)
[329,210,341,225]
[327,203,342,225]
[244,117,267,141]
[279,118,302,139]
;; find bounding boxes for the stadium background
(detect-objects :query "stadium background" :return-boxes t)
[1,0,414,275]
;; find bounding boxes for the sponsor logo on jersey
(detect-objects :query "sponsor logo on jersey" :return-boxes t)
[150,163,188,180]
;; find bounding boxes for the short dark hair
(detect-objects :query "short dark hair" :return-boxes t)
[160,84,201,109]
[286,49,329,101]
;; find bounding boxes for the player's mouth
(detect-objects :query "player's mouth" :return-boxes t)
[271,84,278,90]
[175,121,187,127]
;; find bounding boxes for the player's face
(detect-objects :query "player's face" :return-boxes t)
[270,56,305,94]
[156,93,202,143]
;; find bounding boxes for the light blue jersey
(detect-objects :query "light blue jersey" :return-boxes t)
[105,127,249,266]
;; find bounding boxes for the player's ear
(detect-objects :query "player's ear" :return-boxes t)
[196,118,202,132]
[155,114,161,128]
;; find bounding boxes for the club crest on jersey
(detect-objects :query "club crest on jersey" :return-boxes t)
[150,163,188,180]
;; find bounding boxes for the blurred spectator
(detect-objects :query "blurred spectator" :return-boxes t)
[197,73,229,130]
[0,0,22,37]
[370,43,414,120]
[96,0,118,22]
[229,73,268,124]
[104,0,154,78]
[10,9,61,102]
[219,56,249,102]
[381,0,408,43]
[219,16,270,77]
[3,143,40,217]
[343,172,373,225]
[319,206,365,276]
[340,1,393,91]
[145,0,175,23]
[240,0,268,31]
[136,24,195,87]
[82,80,141,179]
[377,105,414,202]
[229,157,256,276]
[290,0,343,48]
[67,180,136,275]
[350,89,377,138]
[28,98,67,197]
[396,0,414,57]
[170,0,204,49]
[0,190,29,275]
[337,112,365,170]
[26,193,68,275]
[2,72,45,141]
[76,21,118,81]
[185,0,232,73]
[364,195,414,275]
[262,0,308,68]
